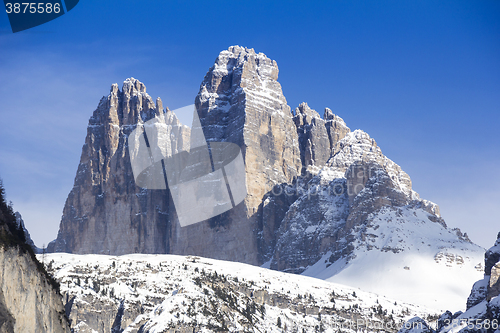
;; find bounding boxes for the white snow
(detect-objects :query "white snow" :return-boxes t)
[42,252,438,333]
[302,206,484,313]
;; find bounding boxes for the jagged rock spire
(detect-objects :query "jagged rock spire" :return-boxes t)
[292,102,350,169]
[52,78,189,255]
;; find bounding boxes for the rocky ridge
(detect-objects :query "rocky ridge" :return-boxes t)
[15,211,39,253]
[44,252,437,333]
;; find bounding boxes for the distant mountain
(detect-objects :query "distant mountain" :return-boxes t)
[49,46,484,311]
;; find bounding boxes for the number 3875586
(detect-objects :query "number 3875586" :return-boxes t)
[5,3,61,14]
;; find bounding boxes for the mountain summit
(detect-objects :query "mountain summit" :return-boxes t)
[49,46,483,310]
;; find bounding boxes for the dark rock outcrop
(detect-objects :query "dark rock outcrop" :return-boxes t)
[466,232,500,309]
[485,232,500,275]
[466,277,489,310]
[293,102,332,169]
[14,212,38,253]
[293,103,350,172]
[487,234,500,302]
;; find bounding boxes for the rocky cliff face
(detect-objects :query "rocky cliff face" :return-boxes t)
[293,102,349,170]
[14,212,38,253]
[171,46,302,264]
[0,183,70,333]
[51,79,190,255]
[0,247,70,333]
[270,128,441,273]
[51,46,480,283]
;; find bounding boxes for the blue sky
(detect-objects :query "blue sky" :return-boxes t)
[0,1,499,249]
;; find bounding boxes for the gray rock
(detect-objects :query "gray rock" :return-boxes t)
[293,102,331,169]
[271,177,349,273]
[345,161,409,230]
[0,247,70,333]
[489,262,500,301]
[52,78,190,255]
[437,311,452,331]
[485,232,500,275]
[14,212,39,253]
[323,107,351,155]
[466,277,488,310]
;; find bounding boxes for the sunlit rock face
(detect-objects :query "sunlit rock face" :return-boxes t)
[172,46,303,264]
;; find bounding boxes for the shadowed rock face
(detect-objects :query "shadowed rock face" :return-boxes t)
[486,233,500,276]
[52,78,190,255]
[487,234,500,301]
[466,233,500,309]
[293,102,331,169]
[293,103,350,171]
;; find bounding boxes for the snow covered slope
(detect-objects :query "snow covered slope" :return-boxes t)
[42,253,439,333]
[397,233,500,333]
[302,205,484,313]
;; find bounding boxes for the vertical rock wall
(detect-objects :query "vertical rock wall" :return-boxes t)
[0,246,70,333]
[171,46,302,264]
[53,79,189,255]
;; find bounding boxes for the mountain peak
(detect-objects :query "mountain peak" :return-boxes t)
[122,77,147,95]
[92,77,157,128]
[198,45,282,116]
[323,107,347,125]
[294,102,321,120]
